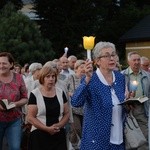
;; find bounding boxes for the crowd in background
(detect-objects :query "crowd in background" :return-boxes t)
[0,41,150,150]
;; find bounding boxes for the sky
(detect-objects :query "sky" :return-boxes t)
[21,0,39,20]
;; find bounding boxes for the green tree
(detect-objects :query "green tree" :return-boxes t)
[100,1,150,62]
[34,0,106,58]
[0,0,23,10]
[0,2,55,65]
[33,0,150,61]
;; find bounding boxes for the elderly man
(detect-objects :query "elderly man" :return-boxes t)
[122,51,150,150]
[141,56,150,72]
[68,55,77,72]
[59,56,75,80]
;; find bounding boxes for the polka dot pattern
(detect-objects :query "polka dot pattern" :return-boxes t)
[71,71,125,150]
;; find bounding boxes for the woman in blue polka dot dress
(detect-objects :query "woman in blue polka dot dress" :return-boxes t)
[71,41,126,150]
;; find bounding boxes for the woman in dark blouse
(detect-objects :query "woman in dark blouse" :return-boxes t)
[27,66,69,150]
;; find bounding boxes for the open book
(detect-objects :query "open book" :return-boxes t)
[119,96,149,105]
[0,99,16,110]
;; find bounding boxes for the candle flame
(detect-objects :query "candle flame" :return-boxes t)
[131,80,138,85]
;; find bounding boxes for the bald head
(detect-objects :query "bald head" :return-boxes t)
[59,56,69,70]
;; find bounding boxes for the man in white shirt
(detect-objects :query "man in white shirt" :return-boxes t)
[59,56,75,80]
[68,55,77,73]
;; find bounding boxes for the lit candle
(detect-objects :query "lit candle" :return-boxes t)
[83,36,95,61]
[130,80,138,91]
[64,47,69,54]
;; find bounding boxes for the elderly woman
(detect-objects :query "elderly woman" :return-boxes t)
[24,62,42,97]
[71,41,126,150]
[27,66,69,150]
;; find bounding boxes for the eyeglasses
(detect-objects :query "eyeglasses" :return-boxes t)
[98,54,117,60]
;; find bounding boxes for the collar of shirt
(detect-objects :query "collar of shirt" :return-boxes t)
[96,68,115,85]
[128,67,142,75]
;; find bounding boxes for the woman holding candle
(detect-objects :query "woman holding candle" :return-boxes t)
[71,41,126,150]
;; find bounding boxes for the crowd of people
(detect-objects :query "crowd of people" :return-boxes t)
[0,41,150,150]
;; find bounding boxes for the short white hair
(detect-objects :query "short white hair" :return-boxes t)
[127,51,139,61]
[68,55,77,61]
[141,56,149,64]
[74,60,85,69]
[29,63,42,73]
[44,61,57,68]
[93,41,116,59]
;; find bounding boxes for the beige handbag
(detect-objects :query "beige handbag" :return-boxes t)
[124,111,147,150]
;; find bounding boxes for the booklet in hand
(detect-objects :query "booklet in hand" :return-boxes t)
[0,99,16,110]
[119,96,149,105]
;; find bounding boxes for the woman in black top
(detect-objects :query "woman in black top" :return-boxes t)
[27,66,69,150]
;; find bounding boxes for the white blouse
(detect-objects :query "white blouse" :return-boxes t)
[96,68,123,145]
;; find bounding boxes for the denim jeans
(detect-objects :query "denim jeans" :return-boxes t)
[0,118,22,150]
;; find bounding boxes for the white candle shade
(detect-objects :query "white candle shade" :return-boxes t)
[64,47,69,53]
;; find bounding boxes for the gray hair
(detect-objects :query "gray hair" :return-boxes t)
[74,59,85,69]
[44,61,57,69]
[127,51,139,61]
[29,63,42,73]
[92,41,116,59]
[141,56,149,64]
[68,55,77,61]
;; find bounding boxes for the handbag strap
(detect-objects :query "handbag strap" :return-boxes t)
[71,75,75,91]
[126,111,139,129]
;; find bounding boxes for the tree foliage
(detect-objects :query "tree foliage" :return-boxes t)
[0,0,23,10]
[0,2,55,65]
[33,0,150,61]
[34,0,104,58]
[100,1,150,59]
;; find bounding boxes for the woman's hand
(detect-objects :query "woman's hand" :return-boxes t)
[84,60,93,84]
[47,124,60,135]
[68,92,73,97]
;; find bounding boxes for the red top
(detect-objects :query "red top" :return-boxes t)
[0,72,27,122]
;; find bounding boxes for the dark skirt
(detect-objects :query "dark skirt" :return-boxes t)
[28,128,67,150]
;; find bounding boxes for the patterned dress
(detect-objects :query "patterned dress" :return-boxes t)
[71,71,126,150]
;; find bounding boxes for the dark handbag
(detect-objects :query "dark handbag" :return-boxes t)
[124,111,147,150]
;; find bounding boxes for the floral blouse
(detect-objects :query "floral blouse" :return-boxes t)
[0,72,27,122]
